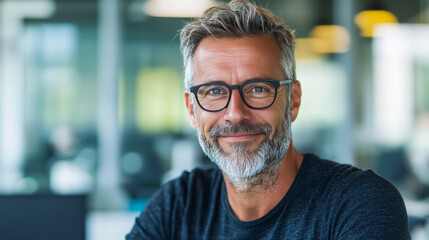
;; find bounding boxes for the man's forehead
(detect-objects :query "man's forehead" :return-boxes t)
[194,36,282,60]
[192,36,285,83]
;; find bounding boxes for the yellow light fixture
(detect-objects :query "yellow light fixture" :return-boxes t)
[308,25,350,53]
[144,0,215,18]
[354,10,398,37]
[295,38,325,60]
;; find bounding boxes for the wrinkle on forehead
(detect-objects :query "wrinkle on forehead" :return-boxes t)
[197,47,258,60]
[196,36,281,55]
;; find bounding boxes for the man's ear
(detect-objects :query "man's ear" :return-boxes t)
[185,92,198,129]
[290,81,302,122]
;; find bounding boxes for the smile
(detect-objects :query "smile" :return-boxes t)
[218,133,262,142]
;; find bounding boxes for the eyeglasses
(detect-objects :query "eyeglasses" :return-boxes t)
[188,79,294,112]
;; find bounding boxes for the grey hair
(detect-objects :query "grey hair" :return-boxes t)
[180,0,296,89]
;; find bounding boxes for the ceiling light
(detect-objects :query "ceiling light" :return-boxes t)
[308,25,350,53]
[355,10,398,37]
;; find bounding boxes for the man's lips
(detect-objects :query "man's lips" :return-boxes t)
[218,133,262,142]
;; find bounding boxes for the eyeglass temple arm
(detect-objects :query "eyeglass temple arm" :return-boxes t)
[279,79,296,85]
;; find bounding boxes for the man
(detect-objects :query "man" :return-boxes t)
[127,0,410,239]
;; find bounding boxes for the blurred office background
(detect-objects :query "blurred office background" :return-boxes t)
[0,0,428,239]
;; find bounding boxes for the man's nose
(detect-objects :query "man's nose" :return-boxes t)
[223,89,251,123]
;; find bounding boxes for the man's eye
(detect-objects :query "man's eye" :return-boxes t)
[252,87,266,93]
[208,88,224,95]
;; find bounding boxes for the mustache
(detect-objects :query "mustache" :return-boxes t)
[208,122,272,138]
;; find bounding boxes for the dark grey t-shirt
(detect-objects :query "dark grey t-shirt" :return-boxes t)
[127,153,410,239]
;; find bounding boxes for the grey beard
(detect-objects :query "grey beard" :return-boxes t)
[195,108,292,192]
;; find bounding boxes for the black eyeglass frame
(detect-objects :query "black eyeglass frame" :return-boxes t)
[188,79,295,112]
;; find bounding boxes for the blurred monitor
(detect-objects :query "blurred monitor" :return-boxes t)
[0,194,86,240]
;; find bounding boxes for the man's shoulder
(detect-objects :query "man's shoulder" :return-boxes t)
[304,153,384,183]
[127,168,223,239]
[300,153,410,238]
[159,167,223,199]
[303,153,402,200]
[169,167,222,187]
[141,167,222,219]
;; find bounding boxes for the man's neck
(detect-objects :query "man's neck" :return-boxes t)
[223,146,303,222]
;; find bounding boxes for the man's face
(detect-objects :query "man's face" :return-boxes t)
[185,36,300,181]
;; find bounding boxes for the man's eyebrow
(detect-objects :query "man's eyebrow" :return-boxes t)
[198,78,274,85]
[198,79,226,85]
[246,77,271,81]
